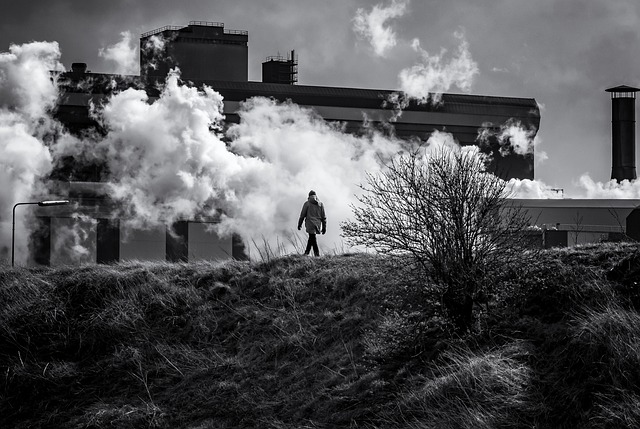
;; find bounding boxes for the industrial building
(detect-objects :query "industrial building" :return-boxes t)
[517,85,640,248]
[25,21,548,265]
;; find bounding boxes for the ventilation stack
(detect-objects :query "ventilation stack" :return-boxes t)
[606,85,640,182]
[262,50,298,84]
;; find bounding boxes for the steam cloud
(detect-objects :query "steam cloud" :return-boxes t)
[1,40,410,262]
[3,37,640,264]
[477,119,548,165]
[507,179,564,199]
[353,0,410,57]
[51,67,406,257]
[99,31,139,75]
[0,42,64,263]
[353,1,478,108]
[577,175,640,199]
[141,34,167,73]
[398,31,479,105]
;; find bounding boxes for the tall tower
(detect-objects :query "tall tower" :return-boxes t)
[262,50,298,85]
[606,85,640,182]
[140,21,248,82]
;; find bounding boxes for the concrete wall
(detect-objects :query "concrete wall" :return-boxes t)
[27,219,237,266]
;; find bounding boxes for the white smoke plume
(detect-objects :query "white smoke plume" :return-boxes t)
[223,97,404,253]
[10,37,640,265]
[506,178,565,199]
[141,34,166,72]
[51,215,96,265]
[353,0,410,58]
[506,175,640,200]
[84,71,231,228]
[398,31,479,105]
[49,69,405,256]
[576,175,640,199]
[99,31,139,75]
[144,34,165,53]
[0,41,64,264]
[477,119,548,165]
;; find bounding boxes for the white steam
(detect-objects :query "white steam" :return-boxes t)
[477,119,548,165]
[145,35,165,52]
[52,70,406,256]
[507,179,564,199]
[142,34,166,72]
[7,34,640,265]
[0,41,64,264]
[99,31,139,75]
[353,0,410,57]
[398,31,479,105]
[576,175,640,199]
[0,41,64,119]
[507,175,640,200]
[51,215,96,265]
[224,97,403,252]
[86,71,233,228]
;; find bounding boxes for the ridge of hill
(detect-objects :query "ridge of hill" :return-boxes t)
[2,243,640,428]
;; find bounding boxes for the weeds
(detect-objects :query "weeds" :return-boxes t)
[249,231,306,262]
[2,243,640,428]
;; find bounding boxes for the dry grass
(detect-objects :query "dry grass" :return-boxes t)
[2,243,640,428]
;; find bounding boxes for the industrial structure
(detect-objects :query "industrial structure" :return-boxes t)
[262,51,298,85]
[607,85,639,182]
[140,21,249,82]
[514,84,640,248]
[513,198,640,248]
[24,19,610,266]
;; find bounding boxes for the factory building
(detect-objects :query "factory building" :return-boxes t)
[25,21,544,266]
[517,85,640,249]
[513,198,640,248]
[140,21,249,82]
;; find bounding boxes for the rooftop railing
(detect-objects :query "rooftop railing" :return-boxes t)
[141,21,248,38]
[141,25,184,38]
[189,21,224,27]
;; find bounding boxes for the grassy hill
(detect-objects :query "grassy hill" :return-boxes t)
[2,243,640,428]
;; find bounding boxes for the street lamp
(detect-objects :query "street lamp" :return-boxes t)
[12,200,70,267]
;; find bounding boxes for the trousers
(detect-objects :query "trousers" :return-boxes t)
[304,233,319,256]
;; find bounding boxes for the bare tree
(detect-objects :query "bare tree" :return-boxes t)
[572,211,584,246]
[341,145,533,332]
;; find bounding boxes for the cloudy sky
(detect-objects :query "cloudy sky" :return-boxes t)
[1,0,639,196]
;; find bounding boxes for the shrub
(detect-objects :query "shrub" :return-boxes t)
[342,145,532,332]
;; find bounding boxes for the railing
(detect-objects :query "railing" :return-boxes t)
[188,21,248,35]
[141,25,183,38]
[141,21,248,38]
[224,29,249,35]
[189,21,224,27]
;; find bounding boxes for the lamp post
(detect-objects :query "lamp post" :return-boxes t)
[11,200,70,267]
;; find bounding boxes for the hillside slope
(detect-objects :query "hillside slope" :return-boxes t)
[2,244,640,428]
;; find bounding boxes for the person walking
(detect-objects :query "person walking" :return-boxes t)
[298,190,326,256]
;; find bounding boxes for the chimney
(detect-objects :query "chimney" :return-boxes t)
[606,85,640,182]
[71,62,88,73]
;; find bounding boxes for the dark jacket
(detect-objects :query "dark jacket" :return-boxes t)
[298,196,326,234]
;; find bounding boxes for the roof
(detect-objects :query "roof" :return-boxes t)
[511,198,640,209]
[193,79,540,119]
[58,71,539,112]
[605,85,640,93]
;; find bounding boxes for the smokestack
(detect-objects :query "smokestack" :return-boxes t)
[71,62,87,73]
[606,85,640,182]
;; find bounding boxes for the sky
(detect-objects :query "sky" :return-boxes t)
[1,0,639,195]
[1,0,640,260]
